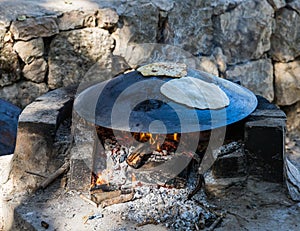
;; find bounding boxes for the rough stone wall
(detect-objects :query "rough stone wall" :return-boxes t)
[0,0,299,132]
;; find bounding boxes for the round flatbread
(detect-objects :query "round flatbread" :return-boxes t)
[160,77,230,109]
[137,62,187,78]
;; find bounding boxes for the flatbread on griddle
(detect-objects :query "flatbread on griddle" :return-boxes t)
[160,77,230,109]
[137,62,187,78]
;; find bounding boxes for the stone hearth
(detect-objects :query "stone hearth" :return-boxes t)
[1,0,300,230]
[2,84,300,230]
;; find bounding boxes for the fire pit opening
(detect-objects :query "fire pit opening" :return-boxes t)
[89,125,213,206]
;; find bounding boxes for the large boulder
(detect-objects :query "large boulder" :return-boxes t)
[270,8,300,62]
[213,0,274,64]
[48,28,114,89]
[226,59,274,102]
[275,61,300,106]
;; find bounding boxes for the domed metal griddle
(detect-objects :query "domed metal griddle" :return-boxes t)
[74,68,257,134]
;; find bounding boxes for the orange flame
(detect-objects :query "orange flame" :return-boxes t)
[92,173,107,187]
[96,173,107,185]
[174,133,178,142]
[156,142,161,152]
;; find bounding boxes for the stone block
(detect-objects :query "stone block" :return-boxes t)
[8,87,75,193]
[10,17,59,41]
[248,109,287,122]
[197,56,218,76]
[275,61,300,106]
[226,59,274,102]
[212,148,247,178]
[270,8,300,62]
[22,58,47,83]
[210,0,241,16]
[57,10,87,31]
[68,113,95,191]
[213,0,274,64]
[245,118,285,182]
[13,38,44,64]
[245,96,286,183]
[68,158,92,192]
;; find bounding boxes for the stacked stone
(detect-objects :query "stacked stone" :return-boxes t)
[0,0,299,132]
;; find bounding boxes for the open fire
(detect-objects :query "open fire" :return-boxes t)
[91,128,184,190]
[89,127,205,206]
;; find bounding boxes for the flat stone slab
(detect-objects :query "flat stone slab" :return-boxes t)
[0,99,21,155]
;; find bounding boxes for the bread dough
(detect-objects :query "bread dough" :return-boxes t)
[160,77,230,109]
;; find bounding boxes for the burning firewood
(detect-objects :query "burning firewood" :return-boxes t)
[90,189,121,204]
[126,143,151,168]
[101,192,134,208]
[90,187,135,206]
